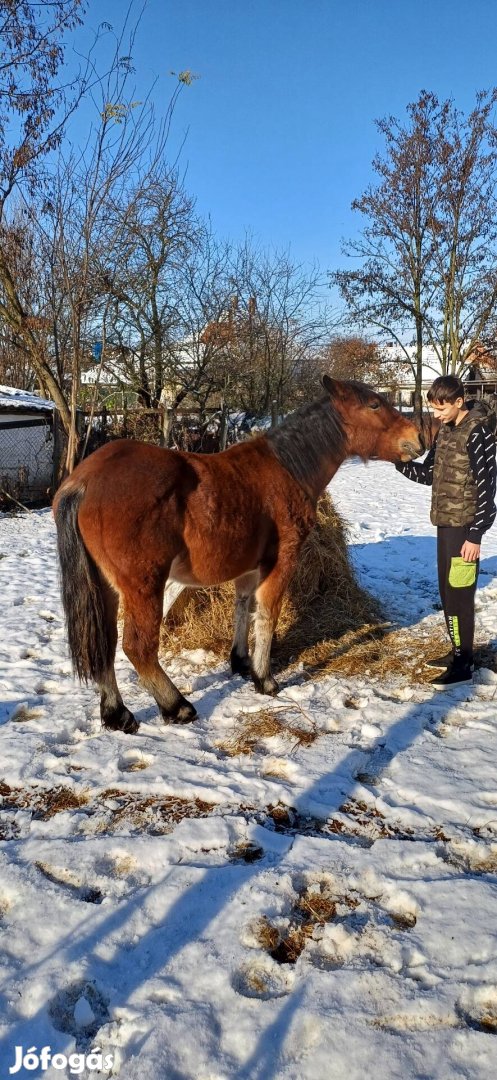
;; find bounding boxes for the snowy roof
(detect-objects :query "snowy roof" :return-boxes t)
[0,384,54,411]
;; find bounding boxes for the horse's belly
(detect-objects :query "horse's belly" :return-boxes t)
[169,556,202,586]
[169,548,259,588]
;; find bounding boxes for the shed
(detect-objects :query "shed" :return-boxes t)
[0,386,55,505]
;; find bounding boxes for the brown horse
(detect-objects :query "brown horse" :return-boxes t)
[53,377,423,734]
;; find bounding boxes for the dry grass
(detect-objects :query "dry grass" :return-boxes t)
[217,705,318,757]
[254,882,338,966]
[0,781,88,819]
[229,841,264,863]
[300,623,450,682]
[254,916,314,965]
[478,1011,497,1032]
[390,911,417,930]
[0,780,215,837]
[97,789,215,833]
[254,916,281,952]
[296,889,337,924]
[10,703,44,722]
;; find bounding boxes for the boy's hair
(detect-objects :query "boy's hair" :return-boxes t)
[427,375,465,405]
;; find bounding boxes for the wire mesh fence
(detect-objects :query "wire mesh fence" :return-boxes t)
[0,415,55,507]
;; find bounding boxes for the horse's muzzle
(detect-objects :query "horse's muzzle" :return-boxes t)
[399,436,424,459]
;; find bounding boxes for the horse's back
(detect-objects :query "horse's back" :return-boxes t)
[53,436,313,590]
[54,440,189,512]
[56,436,285,506]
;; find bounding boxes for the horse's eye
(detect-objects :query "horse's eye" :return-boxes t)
[369,400,380,410]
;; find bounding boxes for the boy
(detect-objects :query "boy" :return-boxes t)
[396,375,496,688]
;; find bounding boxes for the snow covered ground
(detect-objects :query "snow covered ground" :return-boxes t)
[1,459,497,1079]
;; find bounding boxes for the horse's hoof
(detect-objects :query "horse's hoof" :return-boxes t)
[230,648,251,678]
[102,705,139,734]
[252,672,280,696]
[161,700,198,725]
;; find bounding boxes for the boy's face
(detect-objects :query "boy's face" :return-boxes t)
[429,396,466,424]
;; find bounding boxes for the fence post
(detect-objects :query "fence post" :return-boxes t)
[219,404,228,450]
[51,411,62,494]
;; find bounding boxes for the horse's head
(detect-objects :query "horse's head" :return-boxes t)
[322,375,424,462]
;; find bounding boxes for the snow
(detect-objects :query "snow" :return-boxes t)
[1,459,497,1078]
[0,385,54,412]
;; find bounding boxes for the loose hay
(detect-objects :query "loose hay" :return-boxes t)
[217,706,318,757]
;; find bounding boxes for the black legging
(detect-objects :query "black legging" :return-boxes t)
[437,526,479,664]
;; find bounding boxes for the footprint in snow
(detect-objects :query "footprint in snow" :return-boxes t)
[355,744,393,785]
[35,861,103,904]
[48,980,110,1047]
[37,609,59,622]
[437,837,497,875]
[232,958,295,999]
[457,984,497,1032]
[118,749,154,772]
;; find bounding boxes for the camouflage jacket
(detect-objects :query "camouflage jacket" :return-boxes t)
[396,400,497,537]
[430,404,488,527]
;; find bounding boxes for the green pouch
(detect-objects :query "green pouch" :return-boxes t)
[448,557,477,588]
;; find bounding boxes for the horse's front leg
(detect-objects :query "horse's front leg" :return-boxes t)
[230,570,259,678]
[251,559,296,696]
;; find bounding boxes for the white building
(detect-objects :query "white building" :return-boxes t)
[378,343,497,408]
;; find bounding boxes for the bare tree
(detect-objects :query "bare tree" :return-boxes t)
[0,2,196,469]
[332,89,497,414]
[0,0,87,421]
[103,169,199,409]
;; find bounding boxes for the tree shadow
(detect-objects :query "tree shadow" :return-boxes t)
[0,678,478,1078]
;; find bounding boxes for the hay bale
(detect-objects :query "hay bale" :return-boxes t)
[160,493,381,669]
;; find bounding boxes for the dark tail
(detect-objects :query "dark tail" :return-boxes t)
[55,487,113,683]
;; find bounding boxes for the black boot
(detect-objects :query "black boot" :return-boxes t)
[425,650,454,670]
[431,656,473,690]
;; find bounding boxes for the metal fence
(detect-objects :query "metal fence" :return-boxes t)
[0,414,55,506]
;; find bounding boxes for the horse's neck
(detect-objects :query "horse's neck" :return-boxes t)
[303,454,344,502]
[267,397,346,501]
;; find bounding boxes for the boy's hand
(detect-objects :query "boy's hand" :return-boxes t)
[460,540,480,562]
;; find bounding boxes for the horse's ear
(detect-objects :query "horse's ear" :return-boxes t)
[322,374,340,396]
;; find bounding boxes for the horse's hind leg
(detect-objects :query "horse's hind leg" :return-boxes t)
[230,571,258,678]
[98,581,138,735]
[122,588,197,724]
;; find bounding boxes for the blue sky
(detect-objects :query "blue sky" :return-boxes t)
[76,0,497,278]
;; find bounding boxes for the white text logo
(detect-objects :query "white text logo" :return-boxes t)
[9,1045,114,1074]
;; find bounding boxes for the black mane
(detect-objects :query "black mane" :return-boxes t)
[266,395,346,487]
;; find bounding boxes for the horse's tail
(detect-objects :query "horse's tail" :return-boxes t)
[54,486,113,683]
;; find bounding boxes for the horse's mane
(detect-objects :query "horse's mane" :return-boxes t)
[266,394,346,487]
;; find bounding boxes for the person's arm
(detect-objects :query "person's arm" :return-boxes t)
[465,424,497,547]
[395,441,436,485]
